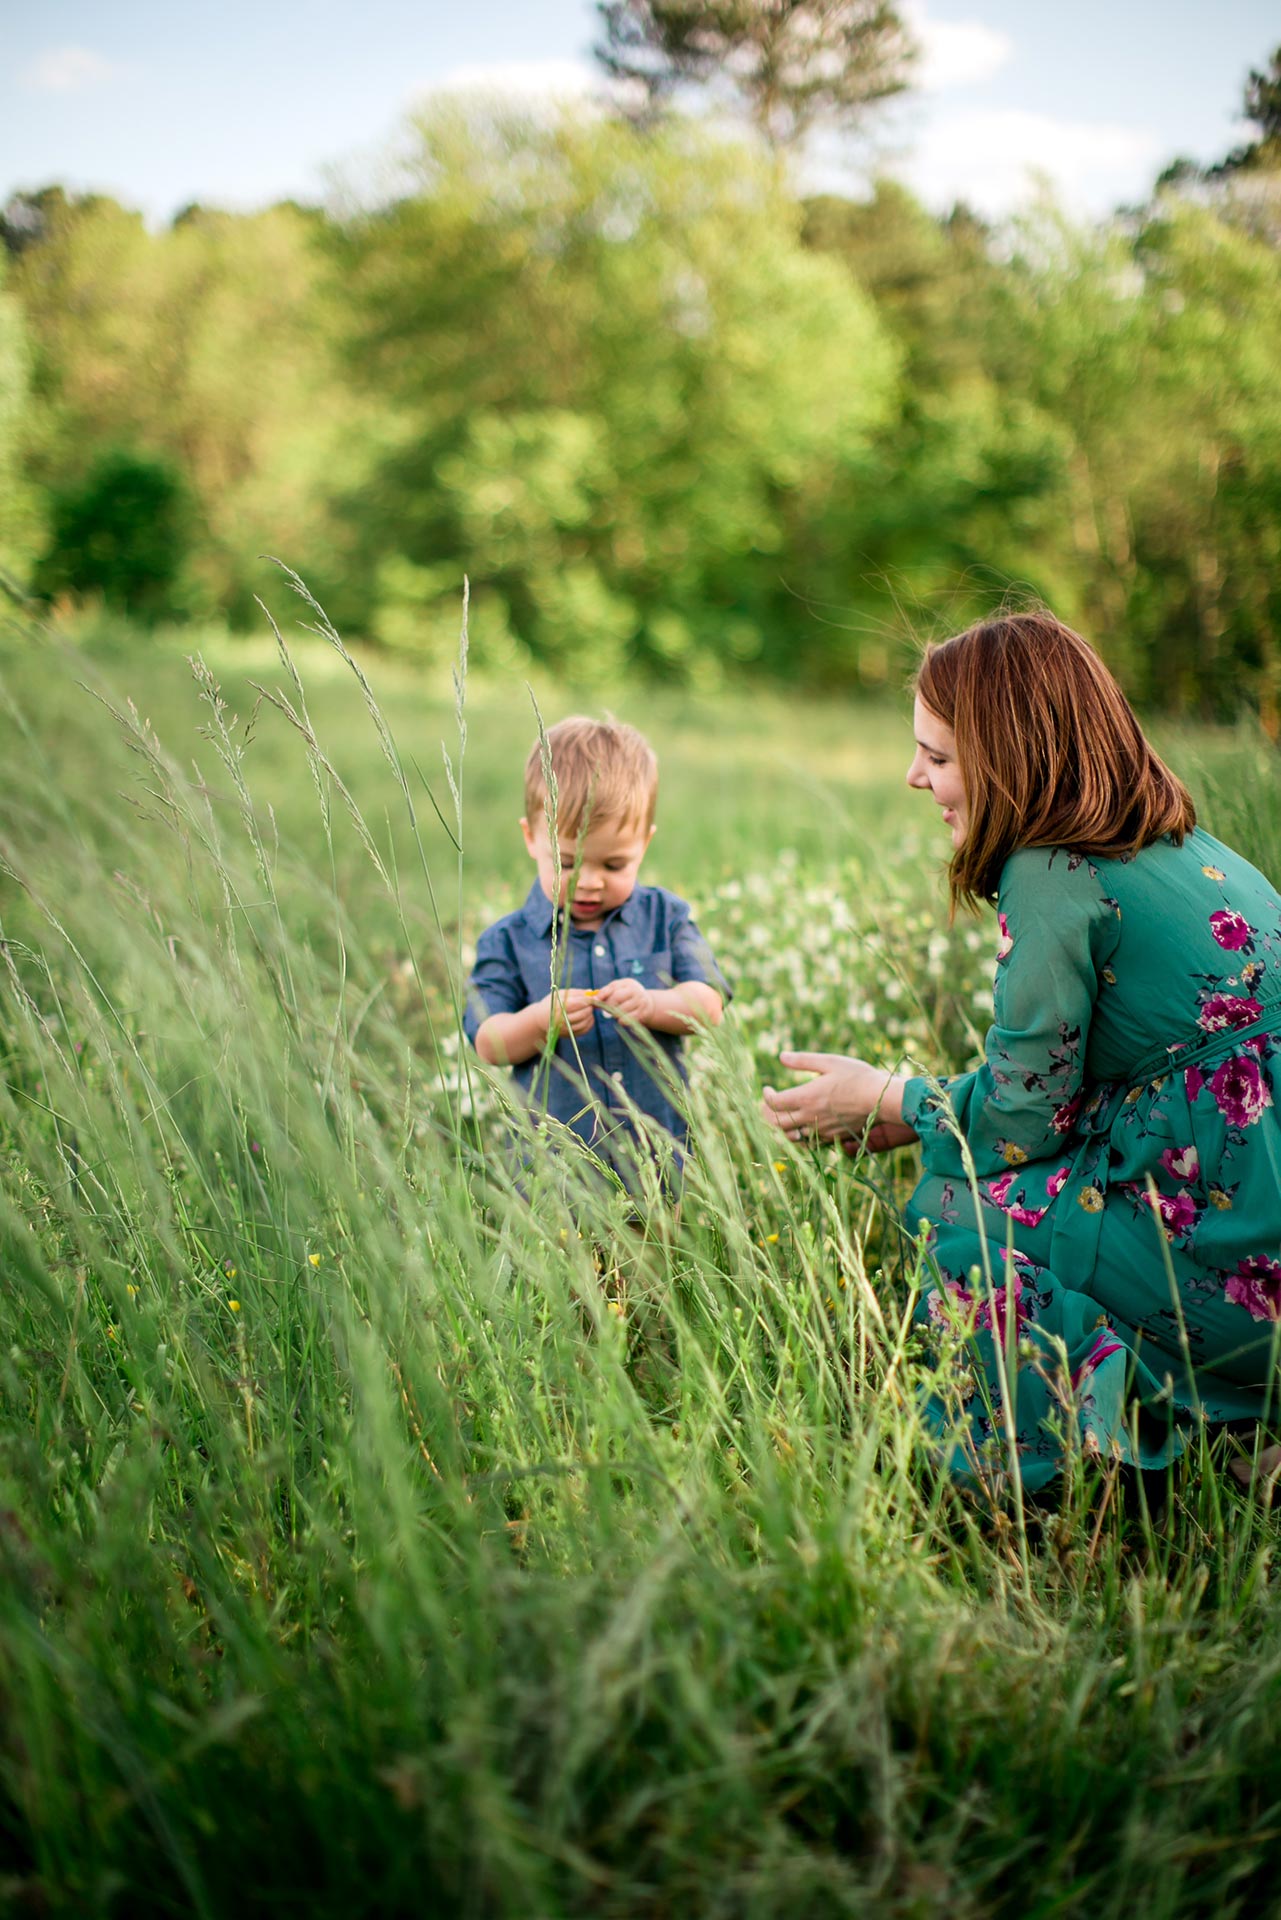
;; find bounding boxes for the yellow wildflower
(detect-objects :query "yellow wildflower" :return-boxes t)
[773,1161,787,1173]
[308,1253,321,1268]
[764,1233,780,1245]
[229,1299,241,1313]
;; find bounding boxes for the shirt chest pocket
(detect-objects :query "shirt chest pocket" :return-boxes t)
[631,950,673,990]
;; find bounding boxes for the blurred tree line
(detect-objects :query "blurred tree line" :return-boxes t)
[1,35,1280,721]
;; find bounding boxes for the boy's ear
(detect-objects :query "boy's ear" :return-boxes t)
[520,815,538,859]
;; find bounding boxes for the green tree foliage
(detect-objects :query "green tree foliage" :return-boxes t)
[796,186,1082,669]
[4,77,1281,719]
[0,254,43,590]
[9,191,369,623]
[336,103,899,679]
[1210,44,1281,175]
[594,0,917,147]
[34,446,192,618]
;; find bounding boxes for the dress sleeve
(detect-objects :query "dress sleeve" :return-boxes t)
[463,922,527,1047]
[668,900,731,1002]
[901,848,1120,1179]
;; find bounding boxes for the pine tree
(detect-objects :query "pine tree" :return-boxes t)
[594,1,917,148]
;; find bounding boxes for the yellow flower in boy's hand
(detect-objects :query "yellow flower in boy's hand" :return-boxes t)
[592,977,655,1025]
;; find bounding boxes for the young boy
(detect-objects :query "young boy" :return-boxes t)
[464,717,726,1174]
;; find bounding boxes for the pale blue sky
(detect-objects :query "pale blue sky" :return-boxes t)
[3,1,1276,223]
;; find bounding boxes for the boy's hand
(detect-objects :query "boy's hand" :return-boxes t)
[593,977,656,1025]
[541,989,596,1040]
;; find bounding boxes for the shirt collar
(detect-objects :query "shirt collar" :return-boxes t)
[518,880,556,937]
[516,880,640,938]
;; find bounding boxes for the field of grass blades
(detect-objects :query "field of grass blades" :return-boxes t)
[1,594,1281,1916]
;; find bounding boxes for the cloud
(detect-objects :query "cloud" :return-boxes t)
[901,107,1164,216]
[22,46,127,94]
[909,10,1015,93]
[435,59,599,101]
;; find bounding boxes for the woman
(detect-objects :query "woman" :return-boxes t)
[764,611,1281,1492]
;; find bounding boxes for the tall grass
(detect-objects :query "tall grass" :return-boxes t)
[1,599,1281,1917]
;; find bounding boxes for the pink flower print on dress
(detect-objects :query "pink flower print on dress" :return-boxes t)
[1046,1165,1071,1199]
[1208,1052,1273,1128]
[1224,1254,1281,1322]
[996,912,1014,961]
[1185,1063,1206,1102]
[1050,1092,1083,1135]
[1149,1189,1199,1241]
[931,1273,1031,1341]
[1159,1145,1199,1181]
[1209,908,1254,952]
[1071,1328,1124,1390]
[1198,993,1262,1034]
[982,1171,1047,1229]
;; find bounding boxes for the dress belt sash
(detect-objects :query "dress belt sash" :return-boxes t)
[1077,990,1281,1138]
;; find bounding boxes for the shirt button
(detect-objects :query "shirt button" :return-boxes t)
[594,944,606,957]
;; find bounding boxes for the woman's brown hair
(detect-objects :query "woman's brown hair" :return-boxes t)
[916,610,1195,911]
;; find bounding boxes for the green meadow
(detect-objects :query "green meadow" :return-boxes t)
[2,593,1281,1918]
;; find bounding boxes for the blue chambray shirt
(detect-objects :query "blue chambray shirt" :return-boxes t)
[463,881,728,1154]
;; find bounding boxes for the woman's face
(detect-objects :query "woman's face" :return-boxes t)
[907,695,968,848]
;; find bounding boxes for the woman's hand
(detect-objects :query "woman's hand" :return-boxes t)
[762,1051,915,1148]
[847,1120,920,1155]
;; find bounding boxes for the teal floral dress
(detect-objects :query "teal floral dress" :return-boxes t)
[901,827,1281,1491]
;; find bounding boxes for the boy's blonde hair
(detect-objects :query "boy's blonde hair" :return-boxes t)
[524,716,658,837]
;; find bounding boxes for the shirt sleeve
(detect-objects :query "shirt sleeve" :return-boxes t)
[463,921,528,1047]
[902,848,1120,1179]
[668,900,731,1002]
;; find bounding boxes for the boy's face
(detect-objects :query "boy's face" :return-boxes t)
[521,809,654,930]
